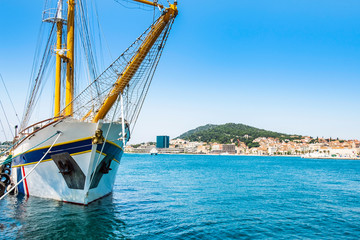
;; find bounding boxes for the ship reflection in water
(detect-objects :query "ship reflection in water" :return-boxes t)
[2,194,126,239]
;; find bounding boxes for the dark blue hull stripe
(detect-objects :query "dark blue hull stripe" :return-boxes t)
[12,139,123,167]
[12,139,93,167]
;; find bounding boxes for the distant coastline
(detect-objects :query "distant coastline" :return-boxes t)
[125,150,360,160]
[126,123,360,160]
[126,137,360,159]
[127,123,360,160]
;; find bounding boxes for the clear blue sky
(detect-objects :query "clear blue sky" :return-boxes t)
[0,0,359,143]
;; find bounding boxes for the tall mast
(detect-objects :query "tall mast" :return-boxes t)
[54,0,64,117]
[65,0,75,116]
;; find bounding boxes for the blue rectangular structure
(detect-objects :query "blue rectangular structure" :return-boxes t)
[156,136,169,148]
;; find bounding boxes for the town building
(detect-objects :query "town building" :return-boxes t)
[157,136,169,148]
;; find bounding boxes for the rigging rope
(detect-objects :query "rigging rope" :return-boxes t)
[125,18,174,133]
[77,0,99,83]
[60,15,175,132]
[0,131,60,166]
[0,74,20,124]
[94,0,113,63]
[0,118,8,141]
[89,94,121,186]
[114,0,155,11]
[21,22,57,131]
[0,98,14,138]
[0,131,62,201]
[0,136,27,163]
[20,0,175,149]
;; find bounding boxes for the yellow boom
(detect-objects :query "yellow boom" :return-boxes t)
[91,3,177,123]
[133,0,164,9]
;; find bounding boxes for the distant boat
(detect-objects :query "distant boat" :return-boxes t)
[150,148,158,155]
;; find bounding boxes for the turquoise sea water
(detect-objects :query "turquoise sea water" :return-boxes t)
[1,154,360,239]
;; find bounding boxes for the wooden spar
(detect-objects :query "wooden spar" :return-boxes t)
[54,0,64,117]
[65,0,75,116]
[133,0,164,9]
[90,4,177,123]
[54,20,63,117]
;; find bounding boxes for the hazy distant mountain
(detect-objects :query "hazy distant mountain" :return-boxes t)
[178,123,302,145]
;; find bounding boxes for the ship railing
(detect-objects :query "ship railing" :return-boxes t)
[42,8,66,23]
[13,115,69,149]
[19,115,68,136]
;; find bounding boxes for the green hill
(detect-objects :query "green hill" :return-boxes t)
[178,123,302,147]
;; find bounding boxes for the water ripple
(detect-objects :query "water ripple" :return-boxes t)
[1,155,360,239]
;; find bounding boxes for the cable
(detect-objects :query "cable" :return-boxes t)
[89,94,121,186]
[0,131,62,201]
[114,0,154,11]
[0,99,14,138]
[0,118,8,141]
[0,74,20,124]
[21,22,56,130]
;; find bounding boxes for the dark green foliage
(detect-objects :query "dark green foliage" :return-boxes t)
[247,142,260,148]
[178,123,302,147]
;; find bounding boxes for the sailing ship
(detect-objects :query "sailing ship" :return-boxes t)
[3,0,177,205]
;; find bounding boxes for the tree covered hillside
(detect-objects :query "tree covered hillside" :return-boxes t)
[178,123,302,147]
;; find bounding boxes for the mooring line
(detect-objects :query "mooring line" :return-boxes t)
[0,131,62,201]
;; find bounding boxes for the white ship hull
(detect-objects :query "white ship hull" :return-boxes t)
[10,118,128,205]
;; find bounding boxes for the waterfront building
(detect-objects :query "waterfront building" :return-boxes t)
[196,145,210,154]
[125,145,134,153]
[329,148,359,157]
[157,136,170,148]
[127,135,360,158]
[132,144,156,153]
[157,148,184,154]
[170,138,187,145]
[222,144,236,154]
[268,147,277,155]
